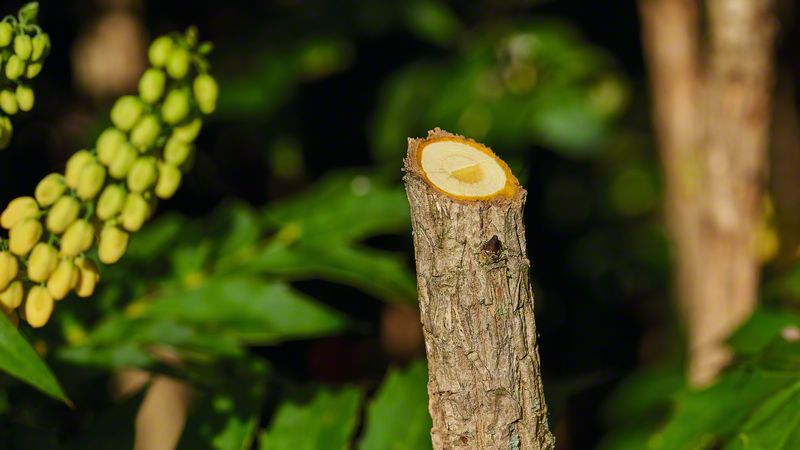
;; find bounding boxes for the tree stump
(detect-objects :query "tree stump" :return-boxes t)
[403,128,554,450]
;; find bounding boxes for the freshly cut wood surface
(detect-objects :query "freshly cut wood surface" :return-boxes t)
[404,128,554,449]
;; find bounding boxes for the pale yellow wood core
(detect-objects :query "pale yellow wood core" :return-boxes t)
[418,138,516,199]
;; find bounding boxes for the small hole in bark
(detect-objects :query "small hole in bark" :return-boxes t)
[482,235,502,253]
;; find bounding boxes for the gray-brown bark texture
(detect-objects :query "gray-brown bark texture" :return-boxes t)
[403,129,554,450]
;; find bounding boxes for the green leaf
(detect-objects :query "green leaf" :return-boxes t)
[259,387,362,450]
[725,379,800,450]
[143,277,348,344]
[178,359,268,450]
[649,368,798,450]
[358,360,432,450]
[248,243,417,303]
[0,314,69,403]
[729,308,800,357]
[262,172,410,244]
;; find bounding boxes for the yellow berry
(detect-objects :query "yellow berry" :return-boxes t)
[76,163,106,200]
[27,242,58,282]
[96,128,126,165]
[148,36,174,67]
[163,136,193,166]
[47,259,78,301]
[0,251,18,292]
[110,96,144,131]
[193,74,218,114]
[96,184,127,220]
[0,281,23,311]
[130,114,161,151]
[9,219,42,256]
[0,89,18,115]
[0,116,11,149]
[121,193,150,232]
[35,173,66,207]
[108,142,138,179]
[127,157,158,193]
[139,68,166,103]
[166,47,191,79]
[25,286,53,328]
[47,196,80,234]
[60,220,94,257]
[75,258,99,297]
[99,226,129,264]
[1,196,39,230]
[15,85,34,111]
[155,162,182,199]
[65,150,95,189]
[161,89,190,125]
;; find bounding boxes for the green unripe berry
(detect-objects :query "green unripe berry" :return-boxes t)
[25,62,42,78]
[161,89,191,125]
[96,128,126,165]
[15,85,33,112]
[155,162,182,199]
[166,47,191,79]
[172,118,202,143]
[31,33,49,61]
[110,96,144,131]
[13,34,32,60]
[47,196,80,234]
[127,157,158,193]
[121,193,149,232]
[96,184,127,220]
[5,55,24,81]
[138,68,166,103]
[65,150,94,189]
[35,174,66,207]
[148,36,174,67]
[76,163,106,200]
[130,115,161,151]
[0,23,12,47]
[193,74,219,114]
[163,137,193,166]
[0,117,11,150]
[108,142,137,179]
[0,90,17,115]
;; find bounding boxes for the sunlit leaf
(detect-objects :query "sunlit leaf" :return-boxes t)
[358,360,432,450]
[0,314,68,403]
[259,387,362,450]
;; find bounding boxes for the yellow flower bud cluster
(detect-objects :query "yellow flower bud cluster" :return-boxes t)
[0,28,215,329]
[0,2,50,150]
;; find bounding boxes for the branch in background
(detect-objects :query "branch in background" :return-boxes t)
[404,129,554,449]
[639,0,776,386]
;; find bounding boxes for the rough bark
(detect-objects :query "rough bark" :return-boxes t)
[639,0,776,385]
[404,129,554,450]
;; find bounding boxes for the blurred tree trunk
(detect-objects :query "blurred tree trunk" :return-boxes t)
[639,0,776,386]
